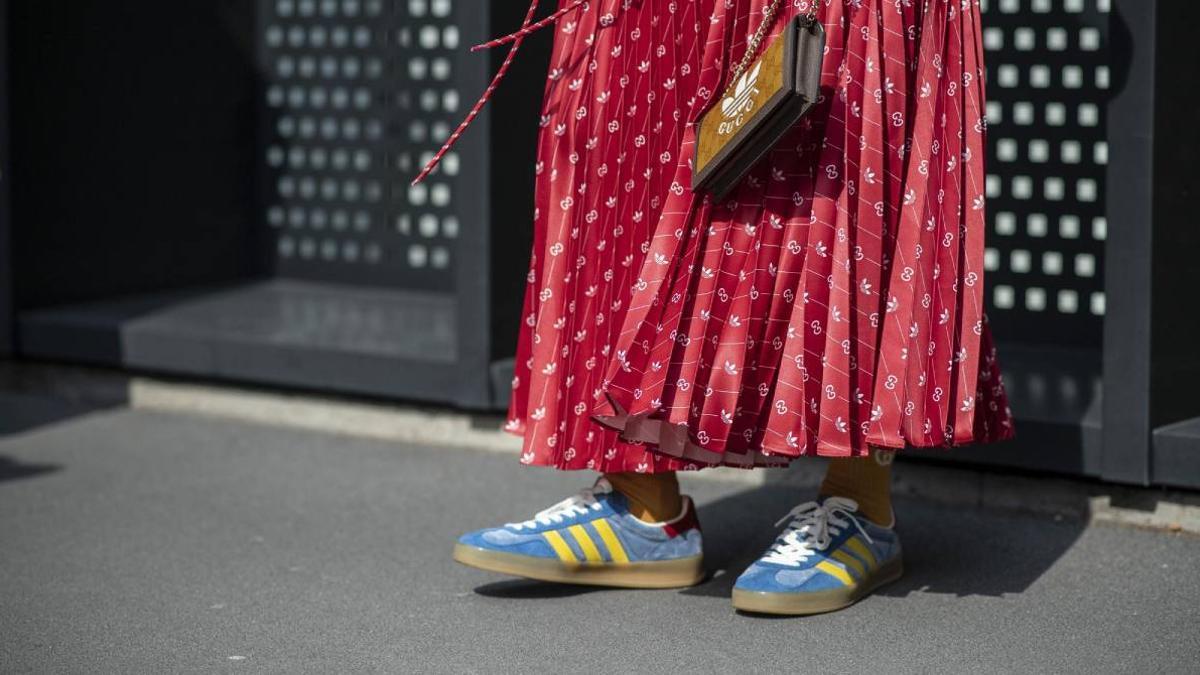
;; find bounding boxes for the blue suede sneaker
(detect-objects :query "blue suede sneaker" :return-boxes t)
[453,478,704,588]
[731,496,903,615]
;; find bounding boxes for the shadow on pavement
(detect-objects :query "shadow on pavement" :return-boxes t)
[0,454,61,484]
[473,578,605,599]
[683,483,1087,600]
[0,391,115,439]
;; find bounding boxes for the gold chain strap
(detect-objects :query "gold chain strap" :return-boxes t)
[726,0,819,87]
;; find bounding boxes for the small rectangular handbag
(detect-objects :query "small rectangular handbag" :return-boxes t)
[692,8,826,199]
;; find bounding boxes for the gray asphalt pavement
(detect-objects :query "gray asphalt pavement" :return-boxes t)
[1,393,1198,673]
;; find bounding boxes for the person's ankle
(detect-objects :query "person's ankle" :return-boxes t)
[603,472,683,523]
[818,492,895,529]
[619,489,683,524]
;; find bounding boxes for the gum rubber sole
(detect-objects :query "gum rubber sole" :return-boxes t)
[453,543,706,589]
[731,557,904,616]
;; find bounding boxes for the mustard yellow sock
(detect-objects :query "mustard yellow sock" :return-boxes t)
[818,448,896,527]
[603,472,683,524]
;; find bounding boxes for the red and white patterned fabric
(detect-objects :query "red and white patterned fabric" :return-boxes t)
[505,0,1014,473]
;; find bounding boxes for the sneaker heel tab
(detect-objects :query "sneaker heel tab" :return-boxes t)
[662,496,701,536]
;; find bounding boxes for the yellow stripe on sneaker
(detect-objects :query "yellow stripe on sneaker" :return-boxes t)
[590,519,630,564]
[543,530,577,563]
[845,536,878,570]
[831,549,867,580]
[567,525,602,564]
[816,560,856,587]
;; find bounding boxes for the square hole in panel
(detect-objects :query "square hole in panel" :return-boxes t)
[987,174,1003,198]
[418,213,439,237]
[1090,292,1106,315]
[1094,141,1108,164]
[1097,0,1111,11]
[1013,101,1035,125]
[994,285,1016,309]
[408,58,428,80]
[1076,179,1098,202]
[1044,177,1065,201]
[995,211,1018,235]
[1014,27,1036,50]
[1031,0,1052,12]
[985,27,1005,50]
[1065,0,1085,12]
[431,57,452,80]
[1075,253,1097,277]
[1028,139,1049,162]
[1096,65,1110,89]
[1027,213,1048,237]
[407,243,428,267]
[996,138,1018,162]
[1012,175,1034,199]
[1025,287,1047,311]
[1042,251,1063,275]
[1045,103,1067,126]
[396,214,415,236]
[1059,215,1081,239]
[984,247,1001,271]
[407,182,428,206]
[1062,65,1083,89]
[1046,27,1068,51]
[999,0,1020,13]
[1078,103,1100,127]
[430,183,451,207]
[1010,249,1032,273]
[998,64,1020,88]
[1058,290,1079,313]
[1092,217,1107,240]
[419,25,439,48]
[1061,140,1082,164]
[987,100,1004,124]
[1029,65,1051,88]
[1079,27,1101,51]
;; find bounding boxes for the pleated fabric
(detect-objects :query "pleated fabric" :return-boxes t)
[506,0,1014,473]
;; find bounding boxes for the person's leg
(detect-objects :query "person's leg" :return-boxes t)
[817,448,896,527]
[604,471,683,523]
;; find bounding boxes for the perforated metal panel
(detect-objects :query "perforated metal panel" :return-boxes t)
[980,0,1109,346]
[0,0,10,355]
[259,0,468,292]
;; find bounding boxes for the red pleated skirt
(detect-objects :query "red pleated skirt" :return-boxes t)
[505,0,1014,473]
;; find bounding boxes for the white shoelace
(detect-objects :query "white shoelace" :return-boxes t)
[506,479,611,530]
[761,496,874,566]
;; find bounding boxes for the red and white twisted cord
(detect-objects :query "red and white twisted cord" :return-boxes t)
[410,0,587,186]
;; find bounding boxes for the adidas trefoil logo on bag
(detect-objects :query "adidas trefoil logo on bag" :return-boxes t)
[719,62,762,135]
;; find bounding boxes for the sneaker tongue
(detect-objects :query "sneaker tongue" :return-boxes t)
[592,477,613,494]
[818,495,860,513]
